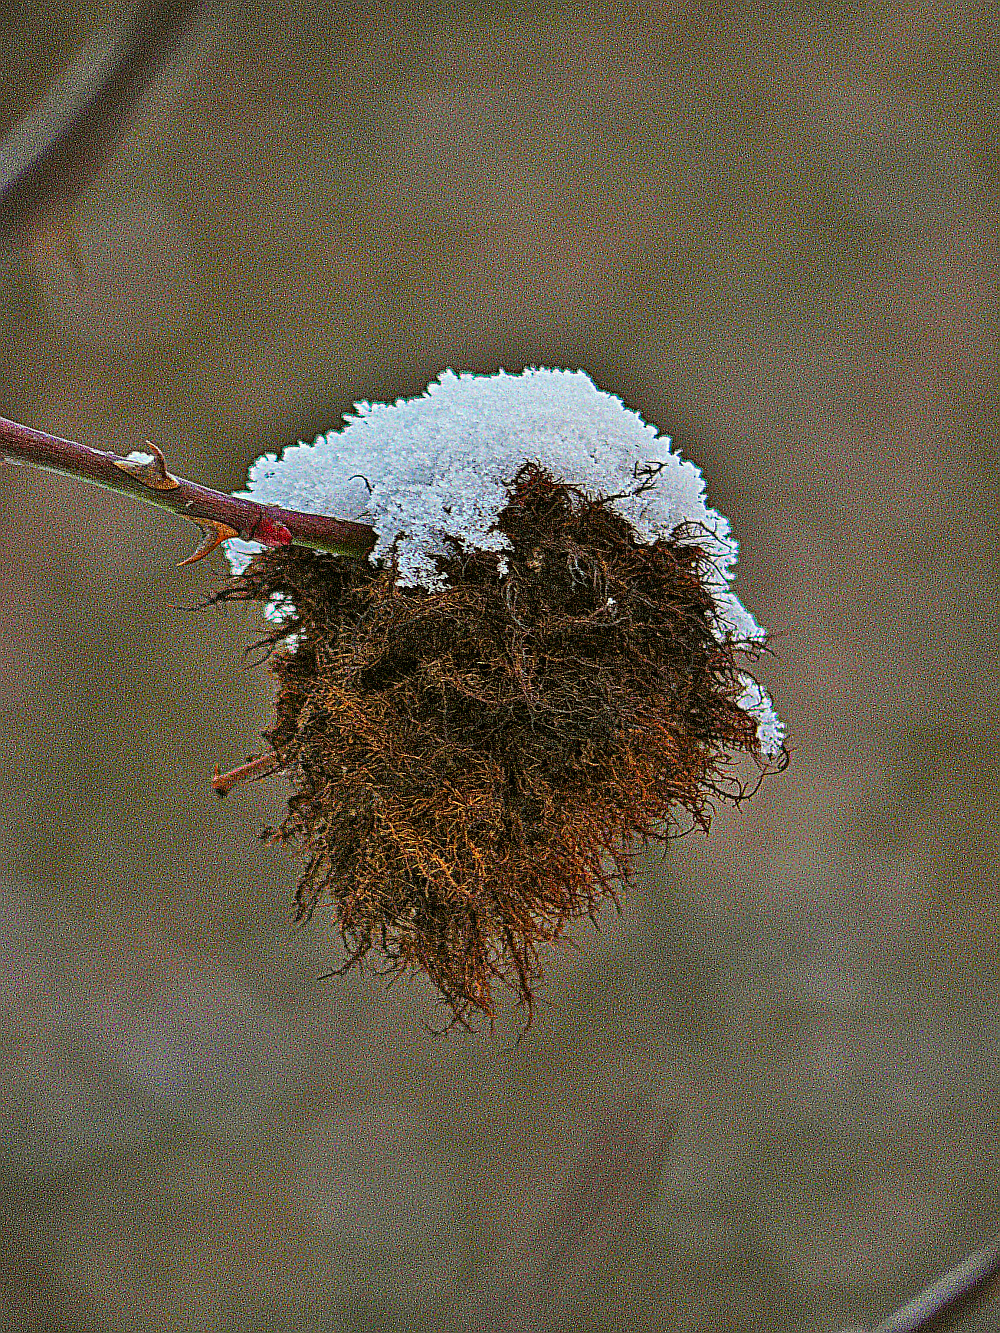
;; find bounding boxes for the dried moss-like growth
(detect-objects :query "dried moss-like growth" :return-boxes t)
[217,465,781,1026]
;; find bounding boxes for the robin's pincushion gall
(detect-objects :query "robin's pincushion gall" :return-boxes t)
[214,369,785,1026]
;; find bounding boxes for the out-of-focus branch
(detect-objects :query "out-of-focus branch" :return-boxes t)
[0,0,202,243]
[842,1230,1000,1333]
[0,415,376,561]
[449,1100,677,1332]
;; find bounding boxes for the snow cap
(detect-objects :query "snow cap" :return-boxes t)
[229,368,783,754]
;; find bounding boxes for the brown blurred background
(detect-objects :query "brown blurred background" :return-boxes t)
[0,2,996,1329]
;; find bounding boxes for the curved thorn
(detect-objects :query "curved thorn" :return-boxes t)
[178,518,239,565]
[112,439,179,490]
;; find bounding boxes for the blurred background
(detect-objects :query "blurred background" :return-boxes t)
[0,1,996,1329]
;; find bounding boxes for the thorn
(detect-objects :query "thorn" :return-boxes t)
[212,753,280,796]
[112,440,180,490]
[179,518,240,566]
[252,511,294,547]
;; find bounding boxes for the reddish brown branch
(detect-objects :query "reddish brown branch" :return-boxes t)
[0,10,378,563]
[0,415,376,560]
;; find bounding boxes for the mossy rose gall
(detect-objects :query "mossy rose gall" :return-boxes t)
[213,369,785,1026]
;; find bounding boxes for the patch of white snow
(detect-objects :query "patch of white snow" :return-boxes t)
[229,369,783,753]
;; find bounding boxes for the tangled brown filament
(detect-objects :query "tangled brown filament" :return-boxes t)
[214,465,782,1027]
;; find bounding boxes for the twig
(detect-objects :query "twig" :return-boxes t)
[0,415,376,561]
[212,753,280,796]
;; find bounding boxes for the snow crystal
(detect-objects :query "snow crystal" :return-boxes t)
[228,368,783,754]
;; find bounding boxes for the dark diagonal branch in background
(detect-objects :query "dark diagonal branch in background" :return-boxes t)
[0,416,376,561]
[0,0,203,243]
[449,1101,677,1332]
